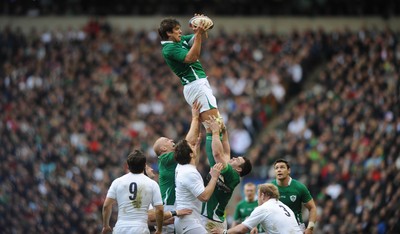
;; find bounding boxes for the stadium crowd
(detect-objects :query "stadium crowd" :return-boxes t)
[0,19,399,233]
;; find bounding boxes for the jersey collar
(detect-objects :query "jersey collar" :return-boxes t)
[288,177,292,186]
[161,41,174,44]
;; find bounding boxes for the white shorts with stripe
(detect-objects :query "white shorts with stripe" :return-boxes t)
[183,78,218,113]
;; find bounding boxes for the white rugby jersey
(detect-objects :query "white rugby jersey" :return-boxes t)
[175,164,205,218]
[106,173,162,228]
[242,199,303,234]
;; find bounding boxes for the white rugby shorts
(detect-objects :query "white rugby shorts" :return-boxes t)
[183,78,218,113]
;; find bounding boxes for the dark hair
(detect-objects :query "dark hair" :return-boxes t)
[174,139,192,165]
[239,157,252,177]
[158,18,180,40]
[127,150,146,173]
[273,158,290,169]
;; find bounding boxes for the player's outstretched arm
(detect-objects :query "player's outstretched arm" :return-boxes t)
[206,117,230,166]
[148,208,193,224]
[221,127,231,159]
[211,224,250,234]
[197,163,223,202]
[183,20,206,63]
[185,100,201,145]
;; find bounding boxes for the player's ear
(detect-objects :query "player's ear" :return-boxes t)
[166,30,173,37]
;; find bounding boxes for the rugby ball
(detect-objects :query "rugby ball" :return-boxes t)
[189,15,214,30]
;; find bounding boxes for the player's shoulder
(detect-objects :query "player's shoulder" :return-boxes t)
[237,200,249,206]
[290,178,307,188]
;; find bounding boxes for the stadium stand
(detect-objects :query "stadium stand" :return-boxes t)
[0,19,399,233]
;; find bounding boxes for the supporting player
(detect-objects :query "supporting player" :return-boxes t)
[152,101,201,233]
[174,135,224,234]
[201,117,252,232]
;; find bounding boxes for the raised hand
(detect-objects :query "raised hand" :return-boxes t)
[192,100,202,119]
[210,162,223,178]
[206,116,220,134]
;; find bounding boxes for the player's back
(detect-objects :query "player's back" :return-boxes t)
[110,173,161,227]
[257,199,302,234]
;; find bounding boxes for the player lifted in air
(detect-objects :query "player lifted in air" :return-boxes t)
[158,15,224,133]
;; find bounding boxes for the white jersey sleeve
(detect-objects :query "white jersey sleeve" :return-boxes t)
[242,205,264,230]
[106,178,118,199]
[151,179,163,207]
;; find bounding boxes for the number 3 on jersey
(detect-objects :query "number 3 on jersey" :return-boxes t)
[129,182,137,200]
[279,205,291,217]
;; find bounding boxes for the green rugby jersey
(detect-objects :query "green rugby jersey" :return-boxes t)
[158,152,177,205]
[161,34,207,85]
[271,178,313,224]
[234,200,264,233]
[201,164,240,222]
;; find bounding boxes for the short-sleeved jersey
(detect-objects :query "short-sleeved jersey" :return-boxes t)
[201,164,240,222]
[106,173,163,228]
[175,164,205,218]
[234,200,264,233]
[161,34,207,85]
[242,199,303,234]
[271,178,313,224]
[158,152,177,205]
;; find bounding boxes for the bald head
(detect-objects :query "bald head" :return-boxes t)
[153,137,175,156]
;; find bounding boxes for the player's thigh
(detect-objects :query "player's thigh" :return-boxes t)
[183,79,218,113]
[200,108,220,122]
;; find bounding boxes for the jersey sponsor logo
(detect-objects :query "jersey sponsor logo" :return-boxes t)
[290,195,297,202]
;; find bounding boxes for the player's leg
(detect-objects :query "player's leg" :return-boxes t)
[183,78,225,166]
[183,79,225,132]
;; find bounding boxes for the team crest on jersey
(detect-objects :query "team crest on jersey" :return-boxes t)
[290,195,297,202]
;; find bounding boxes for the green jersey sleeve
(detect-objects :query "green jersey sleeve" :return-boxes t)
[181,34,194,45]
[233,201,242,221]
[163,42,187,62]
[300,183,313,204]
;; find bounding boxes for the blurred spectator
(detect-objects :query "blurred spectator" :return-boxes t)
[1,19,399,234]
